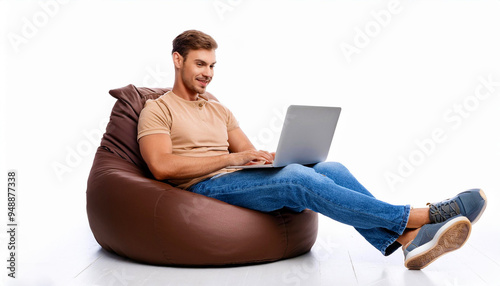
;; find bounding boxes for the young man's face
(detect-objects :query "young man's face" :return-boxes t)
[178,49,216,95]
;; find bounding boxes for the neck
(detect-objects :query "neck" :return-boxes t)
[172,80,198,101]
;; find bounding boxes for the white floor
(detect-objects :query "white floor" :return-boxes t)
[4,202,499,286]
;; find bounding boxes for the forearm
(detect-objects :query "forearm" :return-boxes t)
[140,131,274,180]
[148,153,234,181]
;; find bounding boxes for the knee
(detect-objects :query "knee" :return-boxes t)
[284,163,308,172]
[281,164,320,185]
[313,161,357,183]
[282,163,311,177]
[314,161,349,174]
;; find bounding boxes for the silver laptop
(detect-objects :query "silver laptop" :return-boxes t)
[228,105,341,169]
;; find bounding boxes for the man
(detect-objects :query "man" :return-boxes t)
[137,30,487,269]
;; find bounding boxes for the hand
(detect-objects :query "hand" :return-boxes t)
[245,151,277,166]
[229,150,275,166]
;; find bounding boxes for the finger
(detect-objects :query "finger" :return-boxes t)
[260,154,273,163]
[258,150,273,161]
[264,152,274,162]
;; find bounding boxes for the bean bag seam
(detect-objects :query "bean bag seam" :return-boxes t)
[153,191,171,264]
[275,211,290,259]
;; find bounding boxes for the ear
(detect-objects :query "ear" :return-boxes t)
[172,52,183,69]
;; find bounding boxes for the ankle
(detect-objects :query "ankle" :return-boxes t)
[397,228,420,248]
[406,208,431,228]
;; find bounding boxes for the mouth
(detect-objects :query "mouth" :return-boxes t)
[196,78,210,87]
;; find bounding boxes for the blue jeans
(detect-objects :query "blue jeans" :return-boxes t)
[188,162,410,256]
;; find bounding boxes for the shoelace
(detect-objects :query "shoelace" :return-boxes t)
[427,200,460,223]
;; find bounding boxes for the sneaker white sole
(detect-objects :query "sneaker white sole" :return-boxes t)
[405,216,472,270]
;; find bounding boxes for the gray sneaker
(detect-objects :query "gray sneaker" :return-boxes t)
[428,188,487,224]
[404,216,472,270]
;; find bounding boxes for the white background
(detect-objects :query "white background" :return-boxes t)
[1,0,500,285]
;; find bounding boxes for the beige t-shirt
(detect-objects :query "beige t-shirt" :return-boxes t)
[137,91,239,189]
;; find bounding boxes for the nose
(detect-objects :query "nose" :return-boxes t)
[203,66,214,79]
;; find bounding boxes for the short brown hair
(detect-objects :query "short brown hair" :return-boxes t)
[172,30,218,59]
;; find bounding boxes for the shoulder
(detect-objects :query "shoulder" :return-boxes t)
[142,93,171,113]
[140,94,173,123]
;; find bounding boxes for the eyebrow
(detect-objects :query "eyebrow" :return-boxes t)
[194,59,217,66]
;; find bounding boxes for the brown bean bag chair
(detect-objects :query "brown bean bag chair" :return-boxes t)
[86,84,318,266]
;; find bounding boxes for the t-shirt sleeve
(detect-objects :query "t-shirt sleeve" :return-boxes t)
[137,100,171,141]
[226,107,239,131]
